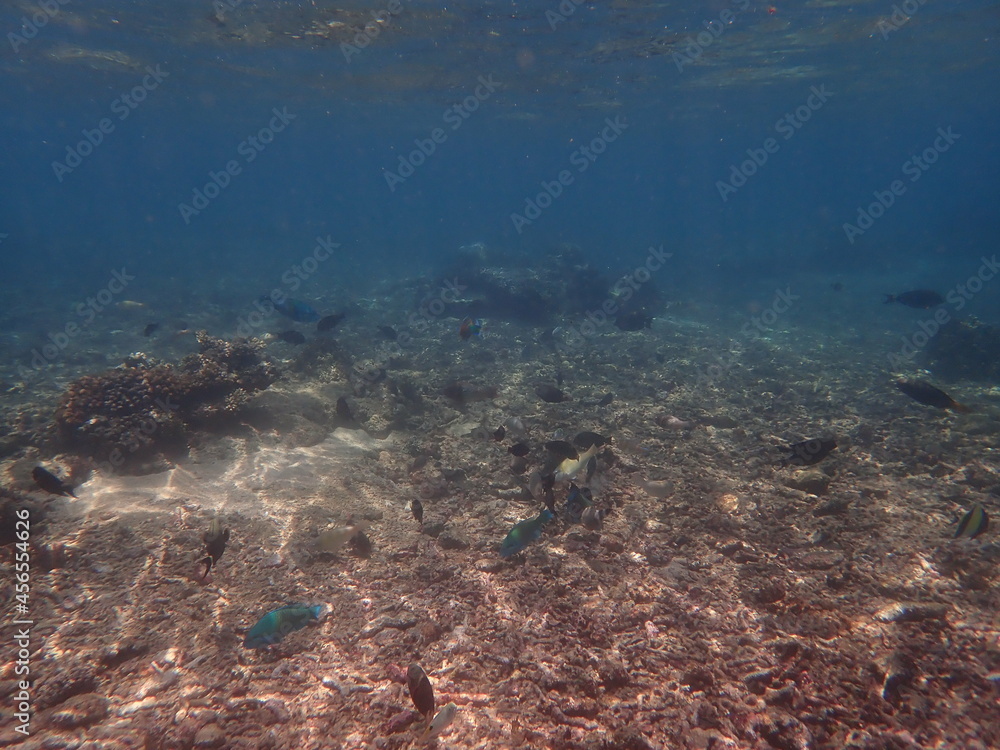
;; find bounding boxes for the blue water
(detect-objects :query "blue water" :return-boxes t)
[2,0,999,325]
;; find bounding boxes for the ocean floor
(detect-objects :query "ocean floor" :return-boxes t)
[2,276,1000,750]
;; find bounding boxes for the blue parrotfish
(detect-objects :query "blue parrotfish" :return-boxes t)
[243,604,322,649]
[261,295,320,323]
[500,508,554,557]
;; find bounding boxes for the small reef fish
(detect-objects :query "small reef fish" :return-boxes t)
[883,290,944,309]
[564,483,593,523]
[201,517,230,578]
[243,604,322,649]
[535,384,570,403]
[656,415,693,430]
[406,663,435,717]
[421,702,458,743]
[955,504,988,539]
[411,498,424,526]
[378,325,398,340]
[459,317,484,340]
[896,379,969,412]
[335,396,358,427]
[554,444,599,482]
[442,382,499,405]
[778,438,837,467]
[581,505,609,531]
[544,440,578,461]
[508,442,530,457]
[117,300,146,310]
[317,524,366,554]
[31,466,76,497]
[573,431,609,449]
[317,312,346,332]
[262,295,320,323]
[493,425,506,442]
[615,311,653,331]
[598,393,614,406]
[500,508,554,557]
[276,330,306,345]
[142,322,160,337]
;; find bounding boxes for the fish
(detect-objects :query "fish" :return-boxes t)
[31,466,76,497]
[778,438,837,467]
[243,604,322,649]
[883,289,944,309]
[955,504,988,539]
[598,393,614,406]
[336,396,357,426]
[493,425,506,442]
[554,444,599,482]
[201,517,230,578]
[406,663,435,717]
[276,330,306,345]
[378,325,398,340]
[317,312,346,332]
[317,524,367,554]
[442,382,498,405]
[508,442,530,457]
[535,384,570,403]
[615,311,653,331]
[459,317,484,340]
[411,498,424,526]
[544,440,578,461]
[421,702,458,743]
[585,455,597,483]
[565,483,593,522]
[142,322,160,337]
[656,415,693,430]
[117,300,146,310]
[540,473,556,513]
[573,431,609,449]
[581,505,609,531]
[500,508,554,557]
[263,295,320,323]
[896,379,969,412]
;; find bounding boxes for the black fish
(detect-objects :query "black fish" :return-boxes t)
[508,442,530,457]
[615,311,653,331]
[336,396,358,426]
[377,325,398,341]
[442,383,498,405]
[317,312,346,332]
[411,498,424,525]
[536,384,570,403]
[779,438,837,467]
[598,393,614,407]
[883,290,944,309]
[541,473,556,514]
[955,504,988,539]
[201,517,230,578]
[350,530,373,557]
[31,466,76,497]
[573,431,609,449]
[277,330,306,345]
[895,379,969,412]
[407,663,435,717]
[544,440,578,461]
[142,322,160,337]
[493,425,506,442]
[585,455,597,483]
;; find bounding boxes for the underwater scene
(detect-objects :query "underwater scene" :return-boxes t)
[2,0,1000,748]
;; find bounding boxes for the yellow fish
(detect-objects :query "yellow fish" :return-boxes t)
[554,444,598,483]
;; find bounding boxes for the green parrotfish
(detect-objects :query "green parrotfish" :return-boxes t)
[243,604,321,649]
[500,508,554,557]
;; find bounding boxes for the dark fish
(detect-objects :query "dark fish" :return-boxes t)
[378,325,398,341]
[510,456,529,475]
[277,330,306,345]
[585,455,597,483]
[350,530,373,557]
[243,604,321,649]
[565,483,593,522]
[493,425,506,442]
[263,295,320,323]
[615,311,653,331]
[500,508,554,557]
[779,438,837,467]
[442,382,498,405]
[541,473,556,513]
[598,393,614,407]
[883,290,944,309]
[573,431,609,449]
[508,442,530,457]
[31,466,76,498]
[316,312,346,332]
[896,379,968,412]
[581,505,609,531]
[411,498,424,525]
[955,504,988,539]
[406,664,435,717]
[535,384,569,403]
[544,440,578,461]
[142,323,160,337]
[336,396,358,426]
[200,517,230,579]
